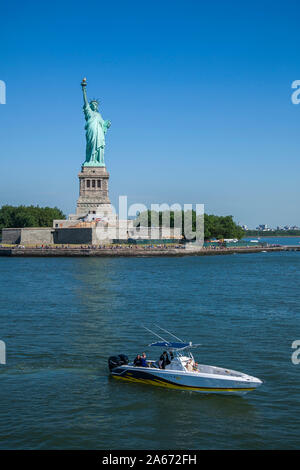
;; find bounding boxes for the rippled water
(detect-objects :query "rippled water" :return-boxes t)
[0,252,300,449]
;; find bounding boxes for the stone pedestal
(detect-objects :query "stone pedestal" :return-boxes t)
[53,164,118,234]
[75,165,113,219]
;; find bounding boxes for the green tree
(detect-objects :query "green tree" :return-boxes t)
[135,210,244,240]
[0,205,66,230]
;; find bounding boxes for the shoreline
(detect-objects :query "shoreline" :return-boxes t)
[0,245,299,258]
[245,235,300,238]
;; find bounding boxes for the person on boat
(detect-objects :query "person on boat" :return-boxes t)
[134,354,142,366]
[140,352,148,367]
[186,360,194,372]
[159,351,171,369]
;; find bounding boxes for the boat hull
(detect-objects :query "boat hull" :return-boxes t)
[111,366,261,395]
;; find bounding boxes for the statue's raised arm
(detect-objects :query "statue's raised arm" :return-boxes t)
[81,78,89,108]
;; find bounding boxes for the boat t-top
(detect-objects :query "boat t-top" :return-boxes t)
[108,326,263,395]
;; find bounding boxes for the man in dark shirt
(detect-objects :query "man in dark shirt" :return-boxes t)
[134,354,142,366]
[159,351,171,369]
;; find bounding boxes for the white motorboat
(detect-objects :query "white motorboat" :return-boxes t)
[108,327,263,396]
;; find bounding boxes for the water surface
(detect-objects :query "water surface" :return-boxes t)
[0,252,299,449]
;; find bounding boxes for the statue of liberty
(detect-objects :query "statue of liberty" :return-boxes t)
[81,78,111,166]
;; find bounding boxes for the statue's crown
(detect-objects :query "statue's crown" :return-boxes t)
[90,98,99,105]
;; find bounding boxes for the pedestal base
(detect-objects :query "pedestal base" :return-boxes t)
[76,165,111,218]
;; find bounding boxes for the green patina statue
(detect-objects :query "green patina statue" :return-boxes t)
[81,78,111,167]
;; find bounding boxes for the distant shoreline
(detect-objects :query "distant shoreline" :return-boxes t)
[245,235,300,238]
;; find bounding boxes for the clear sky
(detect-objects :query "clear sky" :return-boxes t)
[0,0,300,228]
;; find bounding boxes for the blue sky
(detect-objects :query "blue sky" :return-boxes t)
[0,0,300,227]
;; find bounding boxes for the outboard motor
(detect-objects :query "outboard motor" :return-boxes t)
[118,354,129,365]
[108,354,129,371]
[108,356,121,371]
